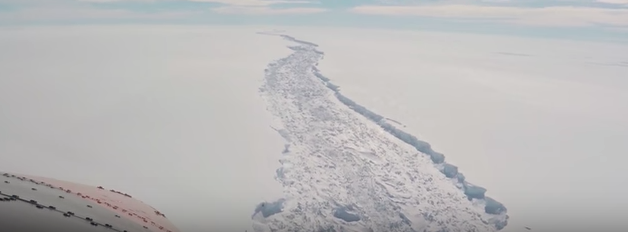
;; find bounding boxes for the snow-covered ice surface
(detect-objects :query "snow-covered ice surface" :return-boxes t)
[278,28,628,232]
[253,33,506,232]
[0,26,290,232]
[5,25,626,232]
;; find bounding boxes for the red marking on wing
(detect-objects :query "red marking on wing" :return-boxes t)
[19,174,179,232]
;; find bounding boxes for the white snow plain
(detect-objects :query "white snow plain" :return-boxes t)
[0,25,290,232]
[2,25,626,232]
[284,27,628,232]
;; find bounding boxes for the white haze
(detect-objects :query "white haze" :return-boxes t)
[286,27,628,232]
[0,25,289,232]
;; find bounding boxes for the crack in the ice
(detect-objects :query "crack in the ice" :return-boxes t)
[253,32,509,232]
[286,35,509,228]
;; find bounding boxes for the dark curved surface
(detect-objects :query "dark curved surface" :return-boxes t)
[0,173,153,232]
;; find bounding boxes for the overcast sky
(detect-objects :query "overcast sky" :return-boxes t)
[1,0,628,42]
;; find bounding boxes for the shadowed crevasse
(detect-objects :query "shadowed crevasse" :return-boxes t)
[279,34,509,230]
[333,206,361,222]
[253,199,286,218]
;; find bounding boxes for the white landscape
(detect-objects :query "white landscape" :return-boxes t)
[1,25,627,232]
[286,28,628,232]
[0,26,289,232]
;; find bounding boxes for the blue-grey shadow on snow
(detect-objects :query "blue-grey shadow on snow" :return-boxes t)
[252,198,286,218]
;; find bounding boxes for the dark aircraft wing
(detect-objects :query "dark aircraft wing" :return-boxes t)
[0,172,179,232]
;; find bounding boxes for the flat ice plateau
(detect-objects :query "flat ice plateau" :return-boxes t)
[3,25,625,232]
[0,26,290,232]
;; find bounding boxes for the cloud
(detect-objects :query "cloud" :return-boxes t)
[75,0,159,2]
[596,0,628,4]
[211,5,327,14]
[0,0,326,18]
[190,0,313,6]
[0,6,195,22]
[197,0,325,15]
[349,5,628,27]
